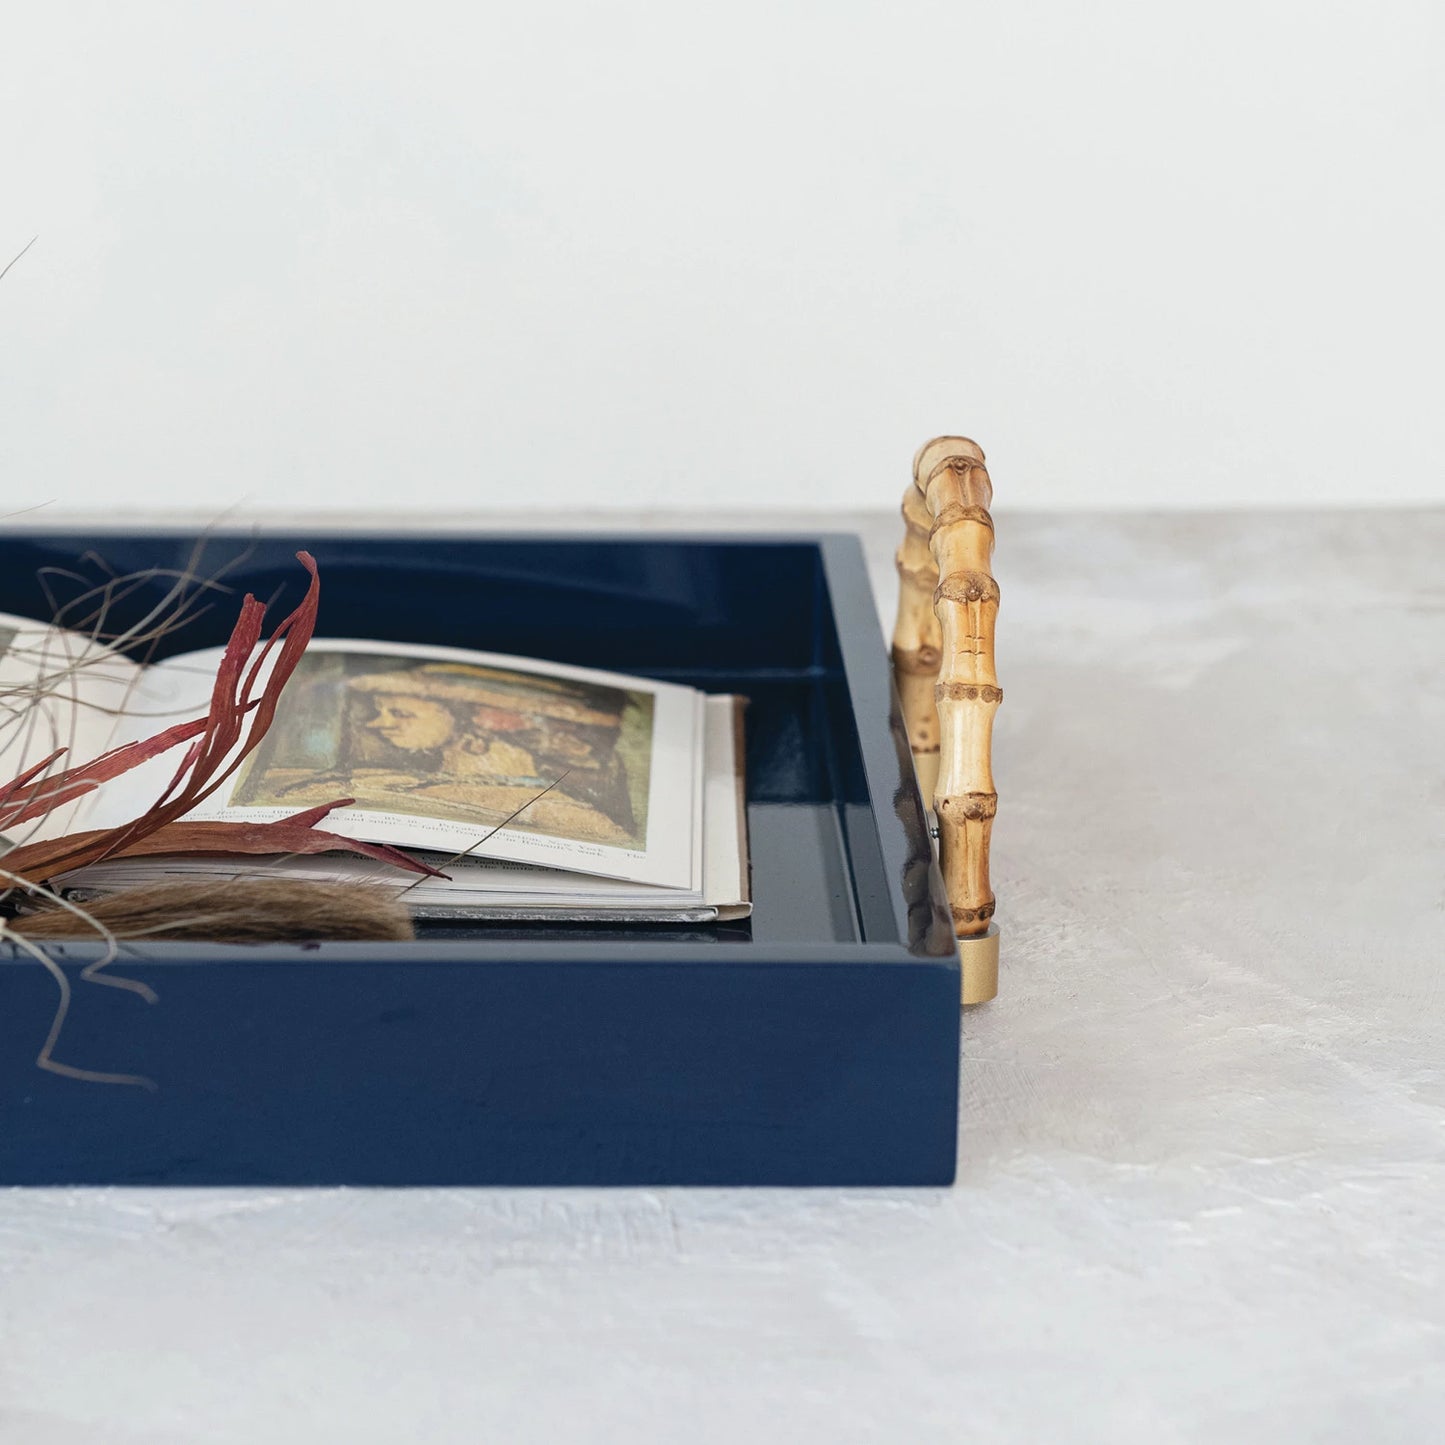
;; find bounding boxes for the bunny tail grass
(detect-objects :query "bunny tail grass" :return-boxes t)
[16,879,416,943]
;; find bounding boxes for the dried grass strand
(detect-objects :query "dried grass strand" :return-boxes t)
[0,863,158,1090]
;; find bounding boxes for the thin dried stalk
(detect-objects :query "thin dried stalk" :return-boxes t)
[0,862,157,1089]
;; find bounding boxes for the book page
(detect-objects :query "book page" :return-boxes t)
[97,638,703,890]
[702,695,750,915]
[0,612,145,845]
[63,695,749,919]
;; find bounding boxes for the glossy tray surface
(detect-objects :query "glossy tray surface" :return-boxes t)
[0,531,959,1185]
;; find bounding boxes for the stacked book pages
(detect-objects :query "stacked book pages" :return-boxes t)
[0,612,750,923]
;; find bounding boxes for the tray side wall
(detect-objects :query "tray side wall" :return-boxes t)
[0,955,960,1186]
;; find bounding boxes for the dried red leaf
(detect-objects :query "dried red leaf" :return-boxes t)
[0,816,441,883]
[91,552,322,857]
[116,820,442,877]
[0,553,424,889]
[0,748,67,808]
[0,717,210,830]
[276,798,361,829]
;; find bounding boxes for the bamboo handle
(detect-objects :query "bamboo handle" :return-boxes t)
[892,436,1001,1004]
[890,481,943,803]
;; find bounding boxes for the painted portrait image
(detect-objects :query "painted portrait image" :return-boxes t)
[232,653,655,848]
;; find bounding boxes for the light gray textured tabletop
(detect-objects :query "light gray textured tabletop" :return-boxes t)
[2,509,1441,1445]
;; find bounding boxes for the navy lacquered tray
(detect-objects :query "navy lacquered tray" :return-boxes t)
[0,532,960,1185]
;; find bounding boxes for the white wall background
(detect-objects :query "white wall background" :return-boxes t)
[2,1,1441,515]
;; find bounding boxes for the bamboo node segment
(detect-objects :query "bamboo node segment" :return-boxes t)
[894,643,942,674]
[917,438,986,473]
[900,497,932,540]
[924,451,990,477]
[930,503,994,534]
[923,455,992,503]
[894,557,939,591]
[934,682,1002,704]
[934,572,1000,607]
[937,791,998,821]
[892,480,946,790]
[951,901,996,927]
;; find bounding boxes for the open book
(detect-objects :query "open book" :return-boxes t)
[0,614,750,923]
